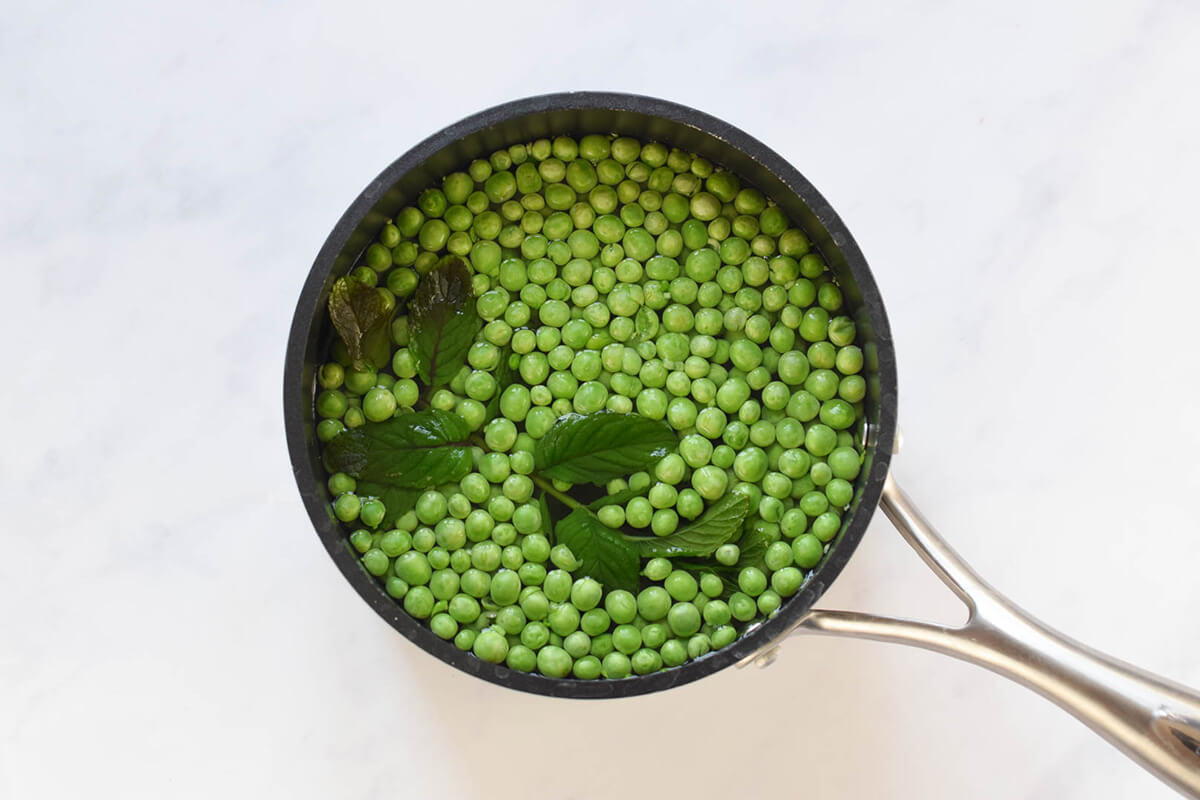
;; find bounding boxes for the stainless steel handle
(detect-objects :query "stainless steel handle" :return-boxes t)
[795,474,1200,798]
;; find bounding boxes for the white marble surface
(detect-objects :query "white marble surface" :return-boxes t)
[4,1,1200,797]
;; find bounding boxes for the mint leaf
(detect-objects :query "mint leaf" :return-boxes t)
[409,257,479,389]
[672,527,767,597]
[321,409,472,489]
[355,481,421,527]
[328,277,395,370]
[534,412,677,484]
[735,526,769,567]
[627,490,751,557]
[555,507,640,592]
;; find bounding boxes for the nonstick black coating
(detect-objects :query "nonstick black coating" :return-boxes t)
[283,92,898,698]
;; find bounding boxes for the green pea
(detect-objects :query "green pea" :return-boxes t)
[403,586,435,619]
[793,534,824,568]
[721,420,748,450]
[600,590,635,625]
[472,629,508,664]
[710,445,735,470]
[787,390,821,422]
[626,647,660,675]
[395,207,424,237]
[763,472,792,499]
[645,624,672,651]
[418,219,450,252]
[638,558,668,582]
[732,446,767,483]
[359,547,388,576]
[619,227,654,262]
[691,465,728,501]
[805,423,838,457]
[839,375,867,403]
[570,578,604,611]
[610,624,641,655]
[826,478,854,508]
[667,490,699,523]
[757,590,782,616]
[651,508,679,536]
[318,362,345,391]
[729,340,763,372]
[715,544,740,566]
[589,633,616,660]
[695,407,727,440]
[636,587,671,621]
[460,568,491,598]
[548,603,581,637]
[799,490,829,517]
[835,345,864,375]
[736,566,768,597]
[394,550,431,586]
[624,496,652,529]
[829,316,857,346]
[316,390,348,420]
[812,512,842,542]
[664,571,699,602]
[665,397,698,430]
[536,567,569,602]
[567,654,599,680]
[580,608,611,637]
[776,509,807,543]
[715,378,751,415]
[601,651,632,679]
[828,446,862,480]
[506,160,539,195]
[331,491,360,523]
[820,399,857,430]
[683,633,710,660]
[679,434,713,469]
[657,638,686,667]
[799,307,830,342]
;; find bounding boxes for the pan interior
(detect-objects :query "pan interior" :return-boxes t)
[284,92,897,698]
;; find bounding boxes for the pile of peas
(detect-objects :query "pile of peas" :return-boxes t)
[314,133,866,679]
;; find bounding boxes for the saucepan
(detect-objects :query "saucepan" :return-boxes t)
[283,92,1200,796]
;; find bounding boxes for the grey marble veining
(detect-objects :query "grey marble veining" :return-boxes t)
[2,1,1199,798]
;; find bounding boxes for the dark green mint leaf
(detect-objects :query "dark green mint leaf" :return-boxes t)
[328,276,395,371]
[534,412,677,485]
[736,527,770,568]
[321,409,472,489]
[626,490,751,557]
[409,257,479,389]
[354,481,421,527]
[555,507,640,593]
